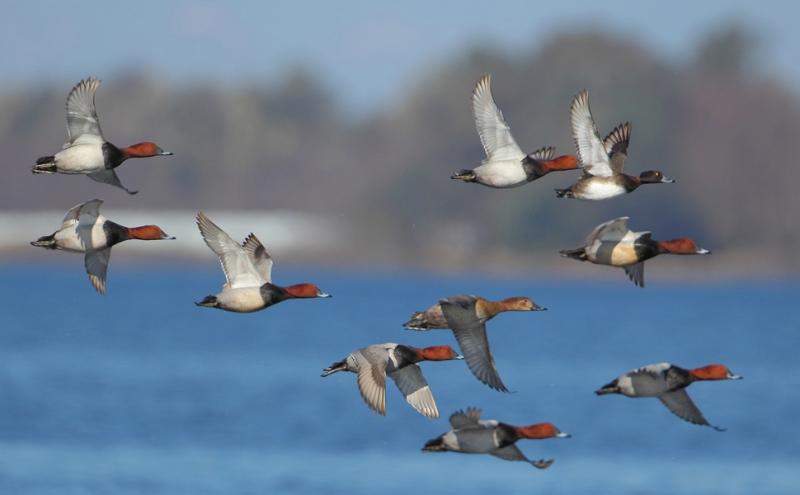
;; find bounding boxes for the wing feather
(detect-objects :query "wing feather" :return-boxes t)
[570,90,613,177]
[472,74,524,162]
[65,77,104,145]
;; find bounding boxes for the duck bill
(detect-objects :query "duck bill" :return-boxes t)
[161,233,176,240]
[531,304,547,311]
[556,432,571,438]
[454,354,464,360]
[317,291,332,298]
[159,150,174,156]
[696,247,711,255]
[727,373,743,380]
[660,176,676,183]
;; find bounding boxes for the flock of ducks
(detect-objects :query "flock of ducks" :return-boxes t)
[28,74,740,470]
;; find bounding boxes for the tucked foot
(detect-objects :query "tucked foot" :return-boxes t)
[30,234,57,249]
[531,459,554,470]
[451,169,477,182]
[32,157,57,174]
[554,188,573,198]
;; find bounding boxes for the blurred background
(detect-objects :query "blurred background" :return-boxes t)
[1,1,798,494]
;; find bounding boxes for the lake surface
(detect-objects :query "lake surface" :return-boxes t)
[0,263,797,494]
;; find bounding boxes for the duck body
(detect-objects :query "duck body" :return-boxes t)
[556,90,673,200]
[560,217,710,287]
[404,295,542,330]
[32,78,172,194]
[194,212,330,313]
[451,74,577,189]
[30,199,173,294]
[322,343,462,418]
[596,363,741,431]
[423,408,569,469]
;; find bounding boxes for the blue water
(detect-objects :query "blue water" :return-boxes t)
[0,263,797,494]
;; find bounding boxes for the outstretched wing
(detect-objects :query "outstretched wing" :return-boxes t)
[449,407,482,429]
[62,198,103,229]
[527,146,555,161]
[85,247,111,295]
[196,212,263,289]
[440,296,509,392]
[241,233,273,284]
[658,389,723,430]
[603,122,631,173]
[65,77,104,145]
[586,217,631,244]
[88,169,138,195]
[472,74,524,162]
[623,262,645,288]
[389,364,438,418]
[491,445,554,469]
[353,346,390,416]
[570,89,612,177]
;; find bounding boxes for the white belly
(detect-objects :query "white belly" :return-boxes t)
[580,181,626,200]
[474,160,527,188]
[217,288,267,312]
[53,221,109,252]
[55,144,105,173]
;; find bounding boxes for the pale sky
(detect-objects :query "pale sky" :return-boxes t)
[2,0,798,115]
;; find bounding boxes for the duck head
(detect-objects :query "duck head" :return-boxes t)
[127,225,175,240]
[283,283,331,299]
[515,422,571,440]
[656,238,711,255]
[638,170,675,184]
[690,364,742,381]
[416,345,463,362]
[121,142,173,158]
[501,296,546,312]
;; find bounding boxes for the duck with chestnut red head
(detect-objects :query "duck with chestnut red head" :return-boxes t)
[32,77,173,195]
[554,90,674,200]
[422,407,570,469]
[595,362,742,431]
[559,217,710,287]
[450,74,579,188]
[408,294,544,393]
[194,212,330,313]
[30,199,174,294]
[404,294,545,330]
[321,343,463,418]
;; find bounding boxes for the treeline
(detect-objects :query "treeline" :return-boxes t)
[1,26,797,267]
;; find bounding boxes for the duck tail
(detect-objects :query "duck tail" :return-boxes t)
[554,188,573,199]
[403,312,431,331]
[194,295,219,308]
[594,380,620,396]
[559,247,587,261]
[32,156,57,174]
[30,233,57,249]
[321,359,348,377]
[421,435,447,452]
[451,169,477,182]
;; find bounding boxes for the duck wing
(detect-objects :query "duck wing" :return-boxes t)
[623,262,645,288]
[88,169,138,195]
[353,346,390,416]
[658,389,724,431]
[388,364,438,418]
[62,199,103,229]
[472,74,524,162]
[65,77,105,146]
[440,296,509,392]
[241,233,273,284]
[603,122,631,174]
[570,90,613,177]
[85,247,111,295]
[449,407,482,429]
[586,217,632,244]
[196,212,263,289]
[491,445,554,469]
[527,146,555,161]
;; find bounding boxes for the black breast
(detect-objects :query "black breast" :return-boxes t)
[495,423,519,447]
[102,142,126,169]
[102,221,128,246]
[634,234,661,262]
[621,174,641,192]
[521,157,547,181]
[665,366,693,391]
[390,345,419,371]
[259,283,290,306]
